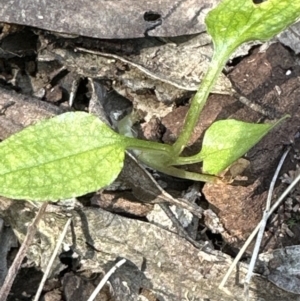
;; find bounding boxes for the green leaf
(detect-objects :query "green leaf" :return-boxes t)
[200,118,283,175]
[0,112,126,201]
[206,0,300,57]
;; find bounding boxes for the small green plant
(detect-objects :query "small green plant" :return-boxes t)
[0,0,299,201]
[287,213,300,227]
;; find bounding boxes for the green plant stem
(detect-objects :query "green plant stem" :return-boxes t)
[171,53,228,157]
[123,136,173,154]
[171,154,204,166]
[122,135,220,182]
[139,153,221,183]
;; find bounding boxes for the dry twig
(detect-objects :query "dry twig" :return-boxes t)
[33,218,72,301]
[87,258,126,301]
[244,147,290,299]
[0,202,48,301]
[219,152,300,291]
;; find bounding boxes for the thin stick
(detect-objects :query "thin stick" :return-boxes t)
[69,78,79,107]
[0,202,48,301]
[87,258,126,301]
[33,218,72,301]
[243,147,290,298]
[219,156,300,290]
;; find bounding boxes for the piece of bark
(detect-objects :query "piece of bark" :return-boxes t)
[62,272,111,301]
[202,43,300,246]
[0,86,68,140]
[91,190,153,217]
[74,34,232,93]
[0,199,298,301]
[259,245,300,294]
[278,21,300,55]
[0,0,219,39]
[0,219,18,286]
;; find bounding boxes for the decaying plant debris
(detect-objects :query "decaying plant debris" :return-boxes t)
[1,198,300,301]
[0,0,219,39]
[1,1,300,300]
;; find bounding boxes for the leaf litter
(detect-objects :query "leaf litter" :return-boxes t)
[1,1,298,300]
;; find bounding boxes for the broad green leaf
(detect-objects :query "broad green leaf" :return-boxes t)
[200,119,283,175]
[0,112,126,201]
[206,0,300,57]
